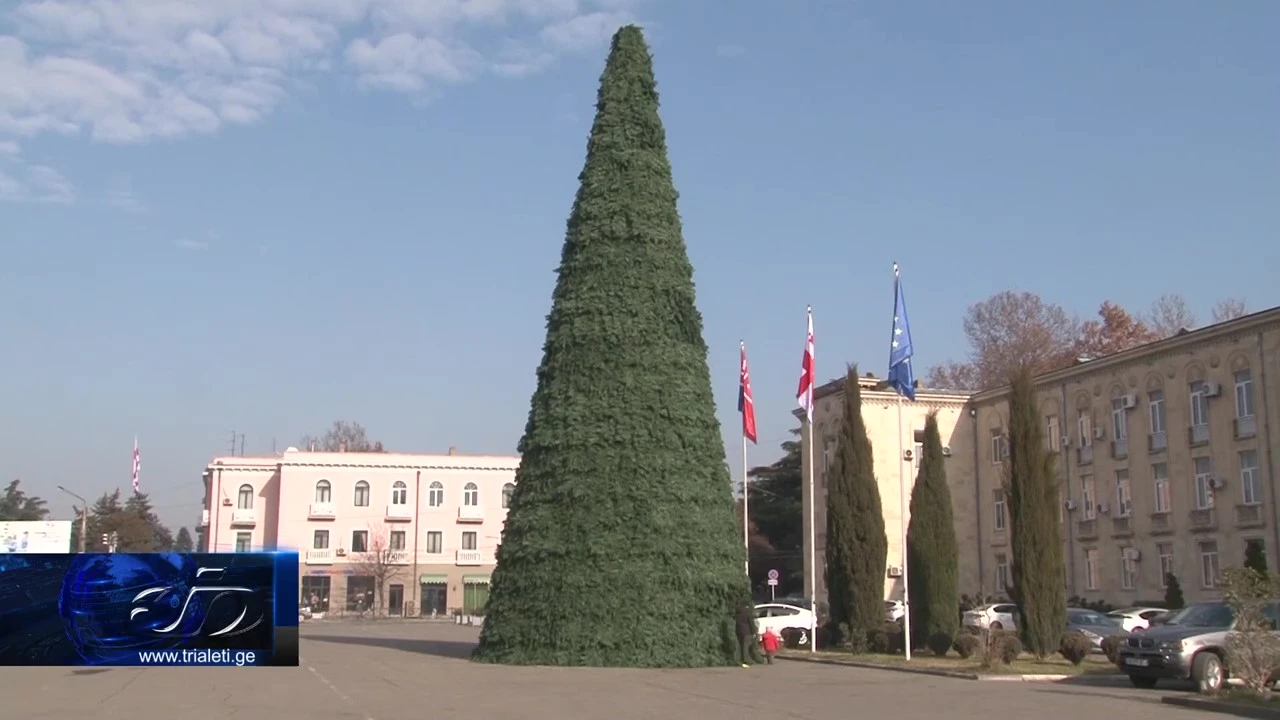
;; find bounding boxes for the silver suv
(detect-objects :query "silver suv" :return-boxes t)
[1117,600,1280,691]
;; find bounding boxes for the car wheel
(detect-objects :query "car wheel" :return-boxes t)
[990,621,1003,630]
[1192,652,1225,693]
[1128,675,1158,689]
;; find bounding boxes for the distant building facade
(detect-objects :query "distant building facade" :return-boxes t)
[198,448,518,617]
[802,307,1280,609]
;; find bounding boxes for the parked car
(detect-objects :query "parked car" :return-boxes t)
[885,600,905,624]
[1116,600,1280,691]
[753,603,817,638]
[962,603,1019,630]
[1107,607,1167,633]
[1065,608,1126,651]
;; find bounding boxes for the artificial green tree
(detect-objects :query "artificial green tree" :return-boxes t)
[826,367,888,648]
[472,25,749,667]
[1004,366,1067,658]
[906,411,960,652]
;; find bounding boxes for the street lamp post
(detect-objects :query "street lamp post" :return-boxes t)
[57,486,89,553]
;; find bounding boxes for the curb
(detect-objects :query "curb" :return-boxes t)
[1161,695,1280,719]
[778,653,1125,684]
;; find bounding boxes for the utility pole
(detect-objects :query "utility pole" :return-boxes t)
[239,434,246,457]
[58,486,89,553]
[227,430,238,456]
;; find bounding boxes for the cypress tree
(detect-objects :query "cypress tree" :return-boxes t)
[1004,366,1067,658]
[826,367,887,647]
[1164,573,1185,609]
[906,412,959,649]
[472,26,749,667]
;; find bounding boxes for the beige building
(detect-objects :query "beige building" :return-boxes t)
[802,306,1280,609]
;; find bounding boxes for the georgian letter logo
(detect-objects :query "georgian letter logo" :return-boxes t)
[129,567,264,637]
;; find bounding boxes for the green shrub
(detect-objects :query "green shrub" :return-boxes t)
[953,633,980,659]
[1058,632,1092,665]
[1100,634,1124,665]
[996,631,1022,664]
[867,623,903,654]
[926,632,953,657]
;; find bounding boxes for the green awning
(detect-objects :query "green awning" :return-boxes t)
[419,574,447,584]
[462,574,490,584]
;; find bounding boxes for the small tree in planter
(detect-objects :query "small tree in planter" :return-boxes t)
[1219,566,1280,700]
[1164,573,1185,610]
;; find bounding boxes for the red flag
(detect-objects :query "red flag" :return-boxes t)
[797,307,815,422]
[738,342,758,444]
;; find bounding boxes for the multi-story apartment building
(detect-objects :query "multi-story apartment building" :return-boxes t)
[198,447,519,617]
[800,306,1280,609]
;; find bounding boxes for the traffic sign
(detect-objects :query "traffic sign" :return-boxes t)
[766,578,779,587]
[767,569,780,581]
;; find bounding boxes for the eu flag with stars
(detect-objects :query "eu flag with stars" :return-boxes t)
[888,263,916,401]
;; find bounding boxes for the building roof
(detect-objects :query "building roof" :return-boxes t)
[206,448,521,472]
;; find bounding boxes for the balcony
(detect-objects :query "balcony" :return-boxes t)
[1111,516,1133,537]
[1150,513,1173,534]
[1235,416,1257,440]
[1077,445,1094,465]
[388,550,411,565]
[305,549,334,564]
[308,502,335,520]
[1190,508,1217,531]
[456,550,483,566]
[200,509,209,527]
[1111,438,1128,460]
[386,504,413,522]
[1188,424,1210,446]
[1236,504,1265,528]
[230,509,256,527]
[1149,431,1168,453]
[1076,519,1098,540]
[457,505,485,523]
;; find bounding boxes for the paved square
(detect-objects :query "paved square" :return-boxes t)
[0,621,1212,719]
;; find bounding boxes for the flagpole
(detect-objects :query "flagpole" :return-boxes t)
[806,413,817,653]
[893,263,913,662]
[742,432,750,578]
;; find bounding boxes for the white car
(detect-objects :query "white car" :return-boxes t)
[884,600,905,623]
[1107,607,1166,633]
[962,603,1019,630]
[753,603,817,638]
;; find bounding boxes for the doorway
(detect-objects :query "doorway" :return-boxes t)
[421,583,447,616]
[388,584,404,617]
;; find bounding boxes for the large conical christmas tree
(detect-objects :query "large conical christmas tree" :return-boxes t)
[472,25,749,668]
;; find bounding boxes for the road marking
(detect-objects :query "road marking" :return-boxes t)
[308,663,376,720]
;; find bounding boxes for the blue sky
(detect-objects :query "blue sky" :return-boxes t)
[2,0,1277,531]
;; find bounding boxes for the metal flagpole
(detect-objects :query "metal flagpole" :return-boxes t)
[743,433,750,577]
[806,416,817,653]
[898,393,912,661]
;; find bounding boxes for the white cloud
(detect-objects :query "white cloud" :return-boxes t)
[104,173,144,211]
[0,160,75,202]
[174,236,207,250]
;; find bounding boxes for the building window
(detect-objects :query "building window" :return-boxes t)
[1194,457,1214,510]
[315,480,331,503]
[1241,450,1261,506]
[463,482,479,506]
[995,554,1009,592]
[313,530,329,549]
[428,481,444,507]
[1245,538,1267,570]
[1111,397,1128,440]
[237,484,253,510]
[1235,369,1255,419]
[1077,410,1093,447]
[822,438,834,488]
[1115,470,1132,517]
[501,483,515,509]
[390,530,406,551]
[354,480,370,507]
[462,531,478,551]
[1046,415,1060,452]
[235,532,251,552]
[1153,463,1171,514]
[1149,390,1166,433]
[301,576,331,612]
[1081,475,1096,520]
[391,481,408,505]
[993,489,1006,532]
[1199,541,1220,588]
[1158,543,1174,586]
[351,530,368,553]
[1120,550,1137,590]
[425,531,442,554]
[1190,383,1210,428]
[990,430,1007,464]
[1084,548,1099,590]
[346,577,374,613]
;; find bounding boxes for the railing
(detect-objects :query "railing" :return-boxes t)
[1149,431,1167,452]
[388,550,411,565]
[386,504,413,521]
[1235,416,1257,439]
[1111,517,1132,535]
[456,550,483,565]
[309,502,335,519]
[1077,445,1094,465]
[1076,520,1098,539]
[1190,508,1216,530]
[1236,504,1264,527]
[1150,513,1171,533]
[1188,424,1210,446]
[306,549,334,564]
[231,509,256,526]
[1111,438,1128,459]
[457,506,485,523]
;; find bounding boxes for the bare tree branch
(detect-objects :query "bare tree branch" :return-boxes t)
[348,525,406,617]
[1212,297,1248,323]
[1146,293,1197,338]
[300,421,386,452]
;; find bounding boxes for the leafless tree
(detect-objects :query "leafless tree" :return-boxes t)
[1211,297,1248,324]
[349,526,404,617]
[301,421,386,452]
[1219,566,1280,698]
[1145,293,1197,338]
[1074,301,1161,358]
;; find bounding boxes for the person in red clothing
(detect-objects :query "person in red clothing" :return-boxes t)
[760,626,781,664]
